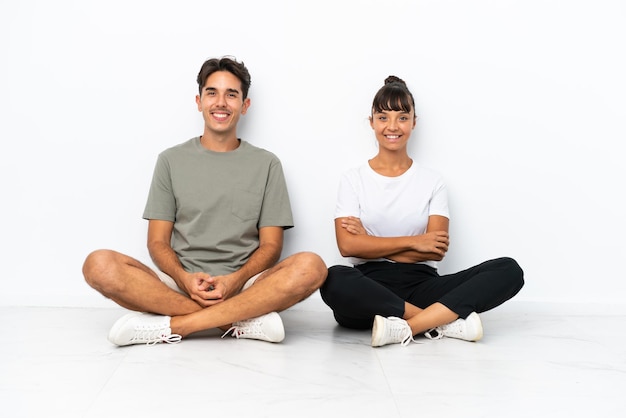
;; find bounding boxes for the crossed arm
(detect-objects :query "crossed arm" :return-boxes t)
[335,215,450,263]
[147,219,283,307]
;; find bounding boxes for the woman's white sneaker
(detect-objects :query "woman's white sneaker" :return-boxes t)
[108,312,182,346]
[424,312,483,342]
[371,315,416,347]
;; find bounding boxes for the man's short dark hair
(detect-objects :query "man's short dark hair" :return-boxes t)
[196,56,252,99]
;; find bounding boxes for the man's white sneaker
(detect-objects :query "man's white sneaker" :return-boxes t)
[108,312,182,346]
[221,312,285,343]
[371,315,416,347]
[424,312,483,342]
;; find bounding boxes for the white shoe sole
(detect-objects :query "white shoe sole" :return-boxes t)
[371,315,386,347]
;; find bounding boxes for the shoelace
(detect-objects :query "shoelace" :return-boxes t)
[386,317,417,346]
[130,327,182,345]
[221,319,264,339]
[147,333,182,345]
[400,333,417,346]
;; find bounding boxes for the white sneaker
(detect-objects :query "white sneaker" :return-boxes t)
[371,315,416,347]
[424,312,483,342]
[108,312,182,346]
[221,312,285,343]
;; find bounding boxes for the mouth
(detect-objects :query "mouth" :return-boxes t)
[211,111,231,122]
[385,134,401,141]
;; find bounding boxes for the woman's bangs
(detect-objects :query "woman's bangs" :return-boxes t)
[373,90,412,113]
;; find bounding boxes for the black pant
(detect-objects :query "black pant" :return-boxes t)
[320,257,524,329]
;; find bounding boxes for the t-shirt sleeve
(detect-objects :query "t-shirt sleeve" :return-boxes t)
[258,158,294,229]
[142,153,176,222]
[429,176,449,219]
[334,170,360,219]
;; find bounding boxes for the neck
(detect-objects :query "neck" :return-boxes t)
[369,152,413,177]
[199,132,240,152]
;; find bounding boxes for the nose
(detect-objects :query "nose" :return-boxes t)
[215,93,227,107]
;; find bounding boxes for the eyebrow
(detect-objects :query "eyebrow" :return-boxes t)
[204,87,240,95]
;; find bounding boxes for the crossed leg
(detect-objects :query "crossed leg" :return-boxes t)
[83,250,327,339]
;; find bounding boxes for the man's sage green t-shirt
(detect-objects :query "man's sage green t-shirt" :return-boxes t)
[143,137,294,276]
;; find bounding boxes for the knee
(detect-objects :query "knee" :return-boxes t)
[327,264,353,278]
[500,257,525,291]
[286,251,328,290]
[82,249,121,293]
[321,265,352,292]
[320,265,355,302]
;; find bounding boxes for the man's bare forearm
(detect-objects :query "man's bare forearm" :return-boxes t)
[148,241,187,286]
[228,241,281,290]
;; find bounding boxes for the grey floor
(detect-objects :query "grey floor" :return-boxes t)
[2,295,625,418]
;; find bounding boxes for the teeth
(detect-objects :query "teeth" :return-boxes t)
[213,113,229,120]
[386,135,400,139]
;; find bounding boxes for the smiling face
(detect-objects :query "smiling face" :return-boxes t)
[370,108,416,151]
[195,70,250,138]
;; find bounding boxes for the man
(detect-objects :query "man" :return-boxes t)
[83,56,327,346]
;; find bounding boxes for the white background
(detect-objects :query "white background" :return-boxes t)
[1,0,624,307]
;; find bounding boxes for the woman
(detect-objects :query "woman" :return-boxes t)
[320,76,524,347]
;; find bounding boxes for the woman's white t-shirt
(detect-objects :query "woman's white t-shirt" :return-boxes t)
[334,161,449,268]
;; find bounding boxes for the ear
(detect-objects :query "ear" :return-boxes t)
[195,94,201,111]
[369,116,374,129]
[241,97,251,115]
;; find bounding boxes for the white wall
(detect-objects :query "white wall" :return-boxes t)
[1,0,625,307]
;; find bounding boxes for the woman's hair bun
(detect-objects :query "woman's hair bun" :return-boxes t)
[384,75,406,87]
